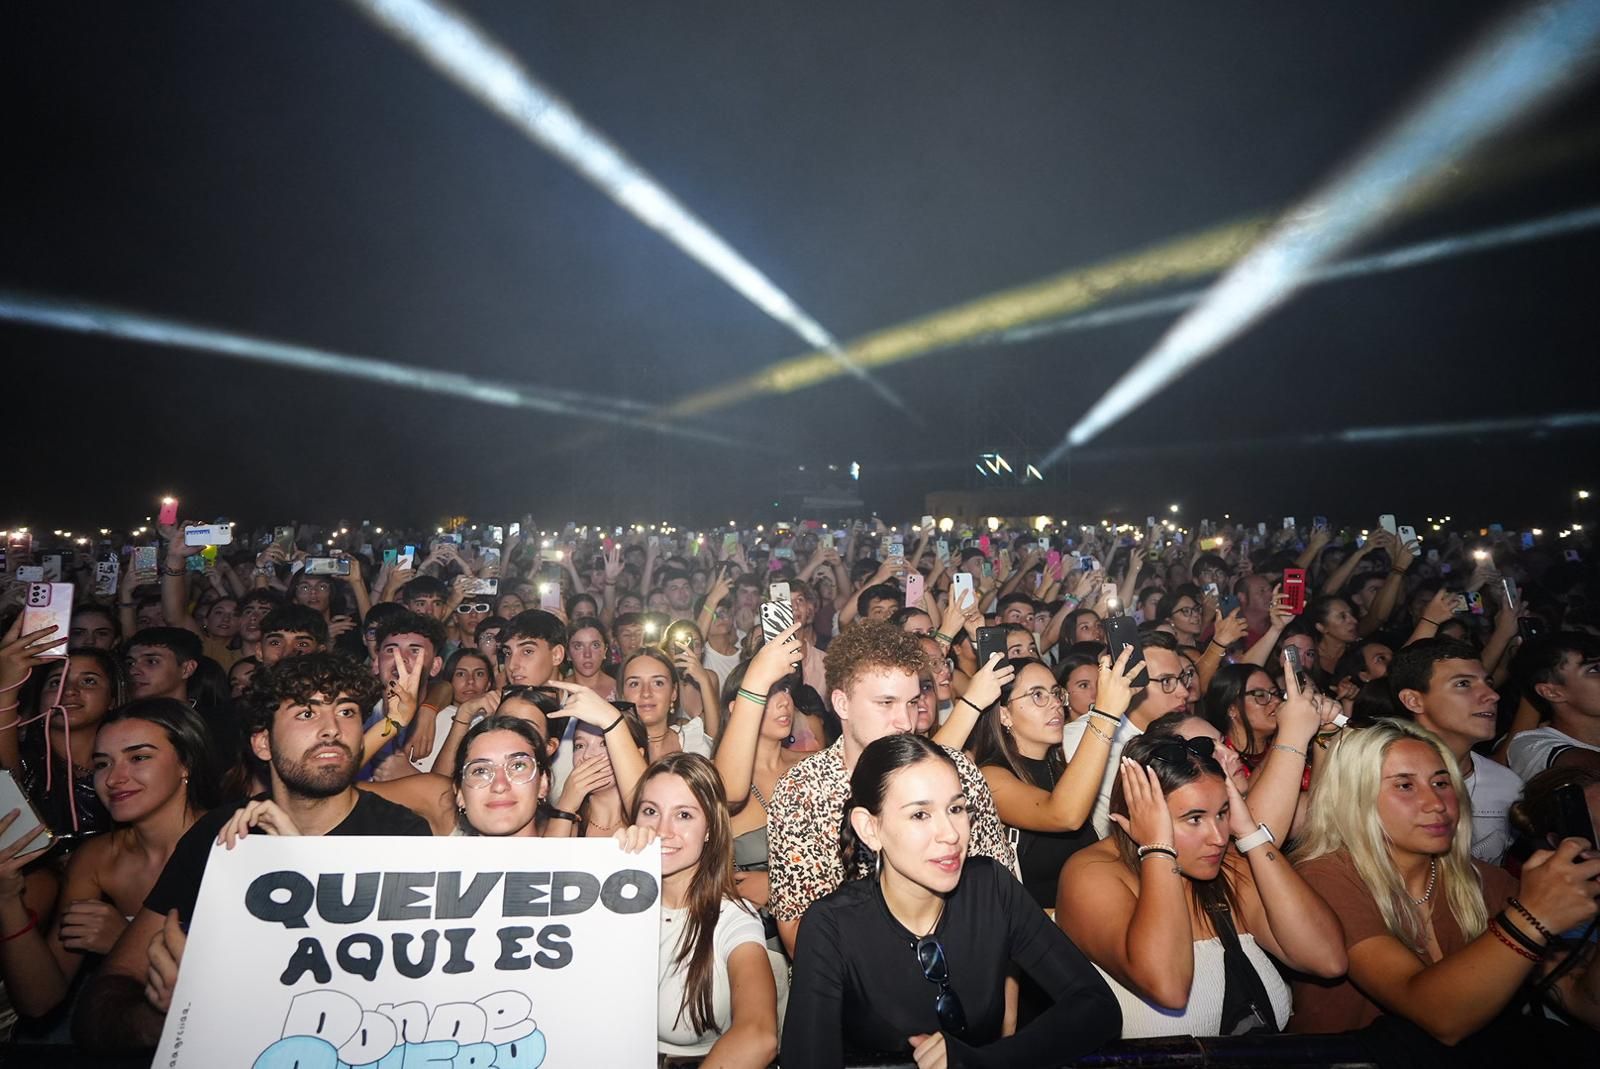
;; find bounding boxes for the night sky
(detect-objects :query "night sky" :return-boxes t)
[4,1,1596,533]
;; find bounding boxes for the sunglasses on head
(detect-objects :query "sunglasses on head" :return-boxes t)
[1145,734,1219,766]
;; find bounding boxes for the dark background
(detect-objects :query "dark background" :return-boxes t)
[3,1,1596,533]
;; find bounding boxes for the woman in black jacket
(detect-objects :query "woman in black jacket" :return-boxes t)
[782,733,1120,1069]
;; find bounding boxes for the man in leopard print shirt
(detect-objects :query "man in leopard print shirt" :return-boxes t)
[768,621,1016,953]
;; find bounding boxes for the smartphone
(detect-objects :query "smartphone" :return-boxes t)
[1489,523,1504,535]
[1552,782,1596,848]
[94,555,120,597]
[976,626,1009,666]
[761,599,795,643]
[1397,525,1418,548]
[304,557,351,577]
[1378,514,1398,536]
[464,577,500,596]
[486,526,504,546]
[1046,550,1062,572]
[21,583,73,656]
[1313,516,1328,532]
[539,581,562,611]
[1101,615,1148,687]
[921,515,935,531]
[479,547,501,570]
[382,548,398,565]
[1199,536,1221,551]
[904,572,925,607]
[1283,645,1311,693]
[41,555,63,582]
[0,771,52,856]
[951,571,975,605]
[936,539,950,562]
[773,547,795,561]
[158,497,179,527]
[396,544,417,570]
[133,545,158,573]
[1521,531,1535,549]
[1203,582,1220,598]
[15,566,43,582]
[1219,593,1241,616]
[722,532,739,554]
[1282,568,1307,615]
[768,582,791,605]
[1501,577,1519,607]
[1462,591,1485,616]
[183,523,234,547]
[1282,517,1296,530]
[273,525,295,552]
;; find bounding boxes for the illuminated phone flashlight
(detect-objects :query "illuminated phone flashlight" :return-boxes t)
[1472,549,1489,561]
[538,583,554,596]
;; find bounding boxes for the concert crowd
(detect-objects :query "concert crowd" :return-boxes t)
[1,507,1597,1068]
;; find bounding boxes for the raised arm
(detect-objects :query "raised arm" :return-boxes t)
[1240,586,1290,667]
[1360,532,1413,638]
[712,623,800,811]
[158,521,204,635]
[931,653,1012,752]
[545,681,648,806]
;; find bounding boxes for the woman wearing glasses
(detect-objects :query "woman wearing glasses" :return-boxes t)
[1056,731,1345,1038]
[1156,586,1207,647]
[972,655,1140,907]
[452,714,551,837]
[783,734,1120,1068]
[1201,664,1285,776]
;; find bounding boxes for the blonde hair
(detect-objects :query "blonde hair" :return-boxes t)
[1292,719,1486,955]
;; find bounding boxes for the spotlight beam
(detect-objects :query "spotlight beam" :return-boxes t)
[0,291,746,447]
[992,203,1600,346]
[1053,0,1600,459]
[347,0,913,418]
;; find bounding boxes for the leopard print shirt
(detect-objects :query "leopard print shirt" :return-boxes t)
[767,737,1017,922]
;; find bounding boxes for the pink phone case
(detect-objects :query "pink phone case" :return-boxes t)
[159,499,179,526]
[904,573,925,607]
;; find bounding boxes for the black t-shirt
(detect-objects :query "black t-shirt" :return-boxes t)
[782,857,1121,1069]
[145,791,431,925]
[981,754,1098,909]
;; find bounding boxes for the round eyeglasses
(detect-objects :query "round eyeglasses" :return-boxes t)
[461,753,540,789]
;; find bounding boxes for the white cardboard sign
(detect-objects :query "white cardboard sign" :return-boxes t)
[153,836,661,1068]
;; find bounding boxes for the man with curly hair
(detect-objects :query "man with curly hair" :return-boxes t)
[75,652,429,1055]
[766,621,1017,954]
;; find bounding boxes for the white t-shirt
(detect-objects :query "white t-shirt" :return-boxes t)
[1466,752,1523,864]
[657,897,766,1054]
[1507,725,1600,781]
[408,704,459,774]
[1061,716,1143,839]
[702,644,742,685]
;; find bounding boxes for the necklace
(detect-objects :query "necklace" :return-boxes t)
[1411,856,1438,905]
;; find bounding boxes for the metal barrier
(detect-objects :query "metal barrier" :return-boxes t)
[3,1034,1377,1068]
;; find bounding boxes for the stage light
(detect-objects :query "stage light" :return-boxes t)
[348,0,909,416]
[987,517,1001,531]
[1051,0,1600,455]
[0,291,743,447]
[1533,528,1543,536]
[1025,464,1044,481]
[1035,516,1053,531]
[1169,504,1180,513]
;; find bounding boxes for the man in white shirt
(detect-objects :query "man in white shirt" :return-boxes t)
[1392,638,1523,863]
[1507,632,1600,780]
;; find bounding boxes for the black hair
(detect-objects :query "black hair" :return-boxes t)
[259,604,330,646]
[238,589,285,614]
[839,733,959,877]
[399,575,450,602]
[1388,637,1481,700]
[504,609,568,651]
[443,646,493,681]
[373,610,447,661]
[1511,631,1600,721]
[1154,584,1203,626]
[996,591,1036,615]
[127,627,202,666]
[361,600,411,635]
[239,651,382,737]
[96,699,220,812]
[451,713,550,792]
[855,582,902,618]
[1053,641,1106,685]
[890,606,933,629]
[1200,662,1272,755]
[792,683,841,745]
[972,658,1065,784]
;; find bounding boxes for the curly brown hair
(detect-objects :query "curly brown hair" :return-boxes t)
[824,620,930,700]
[240,651,382,736]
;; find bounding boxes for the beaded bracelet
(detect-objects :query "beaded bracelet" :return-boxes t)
[1136,844,1178,862]
[932,631,955,645]
[1486,918,1541,962]
[735,687,769,707]
[0,909,39,943]
[1494,910,1546,957]
[1506,897,1555,941]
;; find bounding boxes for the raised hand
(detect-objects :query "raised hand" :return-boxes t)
[1094,645,1143,720]
[556,751,615,811]
[1212,608,1248,649]
[0,617,66,692]
[216,798,304,849]
[1109,758,1175,848]
[962,653,1016,711]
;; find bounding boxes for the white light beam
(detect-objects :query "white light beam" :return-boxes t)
[0,291,744,447]
[348,0,912,416]
[1050,0,1600,461]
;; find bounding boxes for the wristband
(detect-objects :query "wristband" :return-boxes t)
[162,566,187,577]
[1486,919,1541,962]
[1209,639,1229,653]
[1136,844,1178,862]
[545,808,581,824]
[1489,914,1545,959]
[956,696,983,715]
[379,715,401,739]
[1506,898,1555,941]
[0,909,39,943]
[1234,823,1275,853]
[1087,706,1122,724]
[735,687,769,707]
[603,714,625,734]
[931,631,955,645]
[1086,720,1114,745]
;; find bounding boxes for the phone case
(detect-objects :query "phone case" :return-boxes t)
[158,499,179,526]
[1101,616,1147,686]
[976,626,1008,665]
[21,583,73,656]
[761,599,795,642]
[0,771,52,856]
[904,573,925,607]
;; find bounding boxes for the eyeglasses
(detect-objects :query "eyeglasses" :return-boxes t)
[461,752,539,789]
[914,936,968,1037]
[1148,666,1198,693]
[456,602,492,614]
[1244,687,1284,705]
[1172,604,1203,618]
[1012,686,1066,708]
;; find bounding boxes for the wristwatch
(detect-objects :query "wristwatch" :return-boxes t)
[1234,823,1275,853]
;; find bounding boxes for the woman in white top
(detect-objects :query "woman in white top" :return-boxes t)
[1056,731,1345,1037]
[617,753,779,1065]
[618,649,713,760]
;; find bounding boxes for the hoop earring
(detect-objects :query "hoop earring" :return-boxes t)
[874,851,882,878]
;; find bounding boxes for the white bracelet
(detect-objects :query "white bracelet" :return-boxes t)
[1234,823,1275,853]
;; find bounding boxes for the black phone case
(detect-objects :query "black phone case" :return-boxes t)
[976,627,1008,665]
[1101,616,1148,687]
[1553,783,1597,847]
